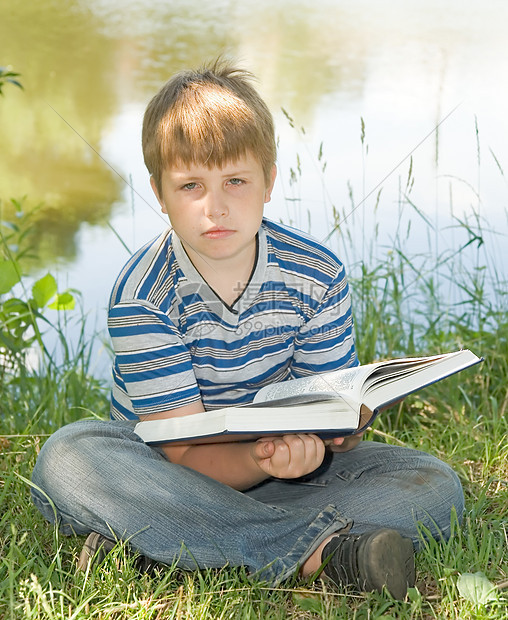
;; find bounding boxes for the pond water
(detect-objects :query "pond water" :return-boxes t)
[1,0,507,377]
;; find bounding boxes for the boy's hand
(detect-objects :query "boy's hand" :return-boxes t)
[252,434,325,479]
[325,432,364,453]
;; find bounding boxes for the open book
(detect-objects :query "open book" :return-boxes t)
[134,349,482,445]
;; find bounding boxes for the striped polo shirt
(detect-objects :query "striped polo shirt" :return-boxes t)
[108,218,358,420]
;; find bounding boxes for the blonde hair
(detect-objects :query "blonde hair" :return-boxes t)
[142,59,277,194]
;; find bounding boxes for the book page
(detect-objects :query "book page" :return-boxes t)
[253,365,373,404]
[362,350,481,411]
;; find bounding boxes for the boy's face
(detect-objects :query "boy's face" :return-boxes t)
[151,152,276,268]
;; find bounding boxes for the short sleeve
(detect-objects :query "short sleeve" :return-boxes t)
[108,300,201,419]
[291,263,358,378]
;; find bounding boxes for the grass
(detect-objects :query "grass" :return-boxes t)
[1,135,507,618]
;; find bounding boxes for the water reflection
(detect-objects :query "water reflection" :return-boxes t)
[0,0,371,267]
[0,0,123,263]
[1,0,507,277]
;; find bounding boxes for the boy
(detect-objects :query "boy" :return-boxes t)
[32,59,464,599]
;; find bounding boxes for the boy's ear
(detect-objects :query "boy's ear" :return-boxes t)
[264,165,277,203]
[150,176,167,213]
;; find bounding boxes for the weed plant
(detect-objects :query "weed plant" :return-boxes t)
[1,127,507,618]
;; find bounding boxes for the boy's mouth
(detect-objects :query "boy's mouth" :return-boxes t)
[202,227,235,239]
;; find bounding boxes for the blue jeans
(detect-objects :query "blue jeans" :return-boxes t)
[31,419,464,584]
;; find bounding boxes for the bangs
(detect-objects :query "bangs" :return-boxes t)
[158,84,270,174]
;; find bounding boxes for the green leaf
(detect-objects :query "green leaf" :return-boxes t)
[0,259,21,294]
[457,572,498,605]
[48,292,75,310]
[31,273,57,308]
[406,587,422,603]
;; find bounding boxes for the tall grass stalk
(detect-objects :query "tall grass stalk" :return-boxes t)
[1,123,507,618]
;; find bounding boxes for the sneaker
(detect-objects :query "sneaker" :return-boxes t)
[77,532,157,573]
[321,528,415,599]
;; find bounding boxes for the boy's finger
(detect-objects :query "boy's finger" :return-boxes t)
[284,434,323,463]
[254,439,275,458]
[332,437,345,445]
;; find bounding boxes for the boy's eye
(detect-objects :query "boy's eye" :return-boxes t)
[182,182,199,191]
[228,178,244,186]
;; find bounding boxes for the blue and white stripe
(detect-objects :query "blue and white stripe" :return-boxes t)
[108,218,358,420]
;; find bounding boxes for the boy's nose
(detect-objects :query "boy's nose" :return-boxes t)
[203,191,228,219]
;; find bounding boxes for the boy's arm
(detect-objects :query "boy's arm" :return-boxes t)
[141,403,326,491]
